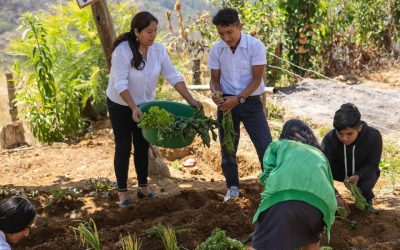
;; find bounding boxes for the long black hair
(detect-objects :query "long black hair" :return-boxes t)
[0,196,36,234]
[112,11,158,70]
[279,119,320,149]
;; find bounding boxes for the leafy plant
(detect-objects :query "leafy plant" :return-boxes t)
[139,106,218,147]
[146,223,165,238]
[220,112,236,154]
[89,178,113,197]
[71,219,101,250]
[6,1,139,142]
[196,228,244,250]
[349,183,376,213]
[120,234,141,250]
[45,187,81,206]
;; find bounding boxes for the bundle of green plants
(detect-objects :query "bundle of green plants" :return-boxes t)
[349,183,376,213]
[221,111,236,154]
[195,228,244,250]
[138,106,218,147]
[71,219,101,250]
[213,92,236,154]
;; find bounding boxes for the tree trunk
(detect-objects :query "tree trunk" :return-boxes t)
[192,58,201,85]
[5,71,18,122]
[0,121,27,149]
[91,0,116,71]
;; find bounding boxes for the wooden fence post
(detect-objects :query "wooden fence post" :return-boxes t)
[5,71,18,122]
[91,0,116,71]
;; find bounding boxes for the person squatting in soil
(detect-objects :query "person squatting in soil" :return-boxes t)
[322,103,382,212]
[106,11,202,208]
[251,119,337,250]
[0,196,36,250]
[208,8,272,202]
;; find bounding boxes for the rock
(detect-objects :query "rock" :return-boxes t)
[183,157,196,167]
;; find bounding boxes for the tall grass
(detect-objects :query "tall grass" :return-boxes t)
[380,139,400,190]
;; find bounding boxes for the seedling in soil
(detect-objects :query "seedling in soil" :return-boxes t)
[146,223,165,238]
[71,218,101,250]
[336,216,358,230]
[120,233,141,250]
[0,186,12,199]
[89,177,113,197]
[162,226,179,250]
[337,206,349,218]
[45,187,81,207]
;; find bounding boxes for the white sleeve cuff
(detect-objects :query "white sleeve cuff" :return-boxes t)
[114,80,129,94]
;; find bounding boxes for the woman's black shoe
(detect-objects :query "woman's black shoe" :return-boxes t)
[137,188,156,199]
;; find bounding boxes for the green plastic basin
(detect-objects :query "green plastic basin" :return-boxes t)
[139,101,196,148]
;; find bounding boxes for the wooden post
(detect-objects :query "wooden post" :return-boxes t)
[5,71,18,122]
[91,0,116,71]
[192,58,201,85]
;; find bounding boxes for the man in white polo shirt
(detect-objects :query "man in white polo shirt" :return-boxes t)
[208,8,272,202]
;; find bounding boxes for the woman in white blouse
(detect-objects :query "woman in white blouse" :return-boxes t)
[106,11,201,208]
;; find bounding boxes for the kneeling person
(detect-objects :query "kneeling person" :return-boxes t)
[322,103,382,210]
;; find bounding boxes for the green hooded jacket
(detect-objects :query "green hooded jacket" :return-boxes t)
[253,140,337,240]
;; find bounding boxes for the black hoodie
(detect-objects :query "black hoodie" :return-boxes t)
[321,121,382,182]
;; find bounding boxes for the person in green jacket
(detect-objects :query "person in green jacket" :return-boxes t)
[252,119,337,250]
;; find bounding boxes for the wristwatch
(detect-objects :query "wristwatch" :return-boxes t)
[238,95,246,104]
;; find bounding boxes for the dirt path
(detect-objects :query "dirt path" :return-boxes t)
[275,78,400,136]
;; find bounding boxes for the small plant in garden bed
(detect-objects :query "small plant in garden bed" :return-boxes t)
[196,228,245,250]
[89,177,113,198]
[71,218,101,250]
[146,223,165,238]
[45,187,81,207]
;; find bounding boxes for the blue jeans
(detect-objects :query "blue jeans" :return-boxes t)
[217,97,272,188]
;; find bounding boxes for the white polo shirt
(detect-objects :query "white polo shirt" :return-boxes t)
[106,41,184,106]
[208,32,266,96]
[0,230,11,250]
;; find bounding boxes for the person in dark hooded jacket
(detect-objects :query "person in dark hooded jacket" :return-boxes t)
[322,103,382,211]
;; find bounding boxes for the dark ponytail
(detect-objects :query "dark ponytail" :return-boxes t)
[0,196,36,234]
[112,11,158,70]
[279,119,320,149]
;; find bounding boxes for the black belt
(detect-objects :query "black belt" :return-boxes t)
[222,94,261,100]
